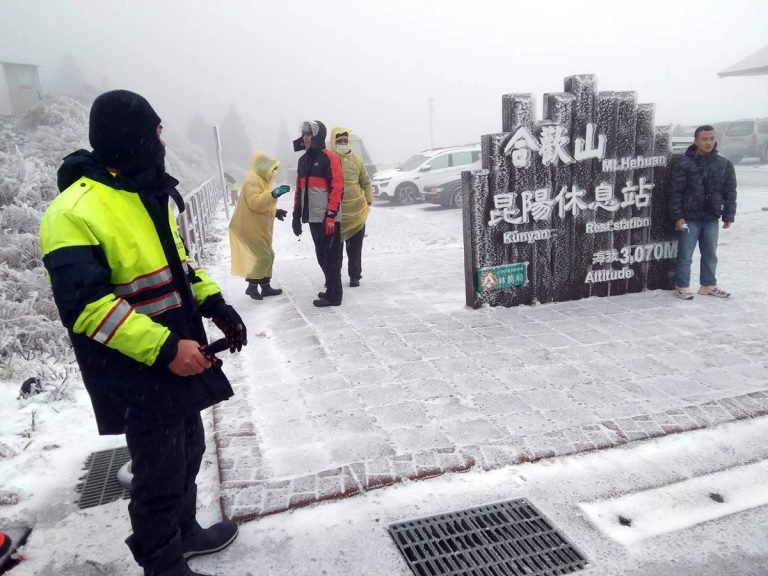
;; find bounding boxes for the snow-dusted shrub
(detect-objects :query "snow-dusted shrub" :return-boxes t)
[0,149,57,209]
[18,96,90,167]
[0,231,39,270]
[2,204,40,234]
[0,266,70,362]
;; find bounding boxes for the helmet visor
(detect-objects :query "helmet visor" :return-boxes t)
[299,120,319,136]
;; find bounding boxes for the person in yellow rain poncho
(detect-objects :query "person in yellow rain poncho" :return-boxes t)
[329,127,372,287]
[229,151,291,300]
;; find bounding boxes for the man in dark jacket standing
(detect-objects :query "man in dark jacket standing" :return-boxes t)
[40,90,247,576]
[668,124,737,300]
[292,120,345,307]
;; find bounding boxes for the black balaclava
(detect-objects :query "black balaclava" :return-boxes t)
[89,90,166,187]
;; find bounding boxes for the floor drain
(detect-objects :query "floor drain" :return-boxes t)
[76,446,131,509]
[388,498,587,576]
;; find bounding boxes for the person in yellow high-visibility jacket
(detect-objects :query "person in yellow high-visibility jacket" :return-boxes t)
[224,173,239,205]
[39,90,245,576]
[330,126,372,287]
[228,151,290,300]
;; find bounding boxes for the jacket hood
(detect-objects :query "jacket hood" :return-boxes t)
[249,151,280,181]
[57,149,111,192]
[57,149,185,211]
[292,120,327,152]
[329,126,352,155]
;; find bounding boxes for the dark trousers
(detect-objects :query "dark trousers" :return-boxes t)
[309,222,343,303]
[125,413,205,560]
[345,225,365,280]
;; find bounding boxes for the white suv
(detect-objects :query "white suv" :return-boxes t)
[371,145,480,205]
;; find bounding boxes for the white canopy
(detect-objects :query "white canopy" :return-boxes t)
[718,44,768,78]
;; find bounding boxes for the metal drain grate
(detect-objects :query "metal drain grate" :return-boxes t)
[76,446,131,509]
[388,498,588,576]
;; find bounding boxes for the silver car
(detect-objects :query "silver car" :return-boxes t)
[717,118,768,164]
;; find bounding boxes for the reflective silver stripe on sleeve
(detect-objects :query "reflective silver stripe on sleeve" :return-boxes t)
[133,291,183,317]
[92,299,133,345]
[114,267,174,297]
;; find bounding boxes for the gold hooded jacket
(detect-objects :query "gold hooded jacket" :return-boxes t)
[329,126,372,241]
[229,151,280,279]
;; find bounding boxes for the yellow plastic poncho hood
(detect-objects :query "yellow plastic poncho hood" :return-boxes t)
[330,126,372,241]
[229,151,280,279]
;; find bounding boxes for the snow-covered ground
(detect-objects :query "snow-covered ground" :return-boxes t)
[1,162,767,574]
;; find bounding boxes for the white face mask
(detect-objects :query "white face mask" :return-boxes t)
[336,144,350,154]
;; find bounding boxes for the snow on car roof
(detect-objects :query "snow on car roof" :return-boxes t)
[420,144,480,156]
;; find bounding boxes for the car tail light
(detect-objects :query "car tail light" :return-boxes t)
[753,134,758,145]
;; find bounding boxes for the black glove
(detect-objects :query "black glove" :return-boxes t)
[210,300,247,352]
[292,217,302,237]
[275,209,287,221]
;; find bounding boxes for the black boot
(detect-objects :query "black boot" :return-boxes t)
[178,486,238,559]
[245,281,262,300]
[312,297,341,307]
[127,533,208,576]
[181,519,239,559]
[349,278,360,287]
[314,285,341,307]
[260,283,283,297]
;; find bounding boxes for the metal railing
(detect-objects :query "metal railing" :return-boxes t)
[177,177,225,263]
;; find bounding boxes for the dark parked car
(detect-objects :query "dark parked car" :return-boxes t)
[422,177,464,209]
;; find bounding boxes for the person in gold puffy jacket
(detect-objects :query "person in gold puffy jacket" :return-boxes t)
[329,127,372,287]
[229,151,290,299]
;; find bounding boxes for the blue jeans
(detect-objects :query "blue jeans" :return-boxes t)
[674,219,719,288]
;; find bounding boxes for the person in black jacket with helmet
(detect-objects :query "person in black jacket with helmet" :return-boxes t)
[292,120,345,307]
[668,124,737,300]
[40,90,246,576]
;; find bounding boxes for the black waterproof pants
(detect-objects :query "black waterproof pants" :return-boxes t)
[125,412,205,561]
[345,225,365,281]
[309,222,343,303]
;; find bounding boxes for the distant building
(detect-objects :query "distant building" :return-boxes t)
[0,61,43,115]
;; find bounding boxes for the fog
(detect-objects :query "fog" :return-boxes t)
[1,0,766,166]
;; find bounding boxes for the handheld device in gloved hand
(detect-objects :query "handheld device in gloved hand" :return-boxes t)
[200,337,231,367]
[271,184,291,198]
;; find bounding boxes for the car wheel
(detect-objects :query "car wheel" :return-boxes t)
[761,145,768,164]
[394,182,419,205]
[727,154,743,164]
[450,185,463,209]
